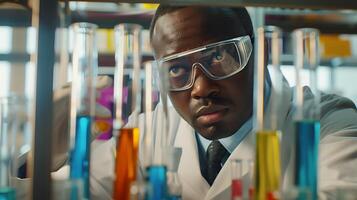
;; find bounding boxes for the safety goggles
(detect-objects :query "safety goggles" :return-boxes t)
[157,35,253,92]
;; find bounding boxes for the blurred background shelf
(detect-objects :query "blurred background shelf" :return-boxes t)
[71,10,153,29]
[0,9,31,26]
[2,4,356,33]
[64,0,357,10]
[264,9,357,34]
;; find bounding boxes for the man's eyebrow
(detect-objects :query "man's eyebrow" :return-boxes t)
[163,59,183,66]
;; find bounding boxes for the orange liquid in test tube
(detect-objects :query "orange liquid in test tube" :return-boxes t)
[113,128,140,200]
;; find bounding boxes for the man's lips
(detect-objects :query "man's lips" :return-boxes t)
[195,105,228,125]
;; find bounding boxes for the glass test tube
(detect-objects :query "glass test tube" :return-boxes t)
[248,160,255,200]
[231,159,243,200]
[254,26,283,200]
[144,62,169,200]
[0,97,17,200]
[146,48,177,200]
[69,22,98,199]
[293,28,320,200]
[143,61,155,168]
[166,147,182,200]
[113,23,142,200]
[0,95,30,200]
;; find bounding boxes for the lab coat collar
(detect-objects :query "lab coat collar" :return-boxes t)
[174,118,210,199]
[174,78,293,200]
[208,79,293,200]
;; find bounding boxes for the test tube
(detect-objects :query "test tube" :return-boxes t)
[113,23,142,200]
[231,159,243,200]
[253,26,283,200]
[130,60,162,200]
[145,51,176,200]
[292,28,320,200]
[166,147,182,200]
[142,61,155,169]
[69,22,98,199]
[0,95,30,200]
[248,160,255,200]
[0,97,16,200]
[144,62,169,200]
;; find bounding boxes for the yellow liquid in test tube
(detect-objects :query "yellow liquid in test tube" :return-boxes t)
[113,128,140,200]
[255,131,281,200]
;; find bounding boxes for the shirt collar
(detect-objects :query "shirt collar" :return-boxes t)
[196,75,271,154]
[197,117,253,154]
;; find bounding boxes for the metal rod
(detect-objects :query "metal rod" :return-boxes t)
[30,0,58,199]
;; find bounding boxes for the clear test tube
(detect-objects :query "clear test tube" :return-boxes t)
[292,28,320,200]
[69,22,98,199]
[143,61,155,169]
[0,95,31,200]
[253,26,283,200]
[166,147,182,200]
[231,159,243,200]
[143,62,169,200]
[129,60,159,200]
[0,97,17,200]
[113,23,142,200]
[247,160,255,200]
[147,50,179,200]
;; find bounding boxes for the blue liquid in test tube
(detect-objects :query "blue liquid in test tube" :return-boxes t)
[70,115,91,199]
[295,120,320,200]
[147,165,167,200]
[0,187,15,200]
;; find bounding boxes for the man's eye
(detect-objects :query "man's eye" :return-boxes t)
[211,51,225,62]
[169,66,186,78]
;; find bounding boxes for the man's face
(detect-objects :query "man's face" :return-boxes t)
[152,7,253,140]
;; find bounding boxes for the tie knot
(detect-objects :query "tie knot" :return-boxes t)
[206,140,228,164]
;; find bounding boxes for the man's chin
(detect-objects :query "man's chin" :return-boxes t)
[196,125,230,140]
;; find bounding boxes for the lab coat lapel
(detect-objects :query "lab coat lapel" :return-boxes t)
[174,118,210,200]
[205,130,255,200]
[205,78,293,200]
[263,78,293,133]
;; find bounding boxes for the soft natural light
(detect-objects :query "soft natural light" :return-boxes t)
[270,64,357,104]
[0,27,12,54]
[269,65,332,92]
[0,61,11,97]
[25,62,36,100]
[334,66,357,104]
[26,27,36,54]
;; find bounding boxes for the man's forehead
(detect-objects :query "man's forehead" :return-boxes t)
[151,7,248,58]
[152,8,207,49]
[153,7,202,37]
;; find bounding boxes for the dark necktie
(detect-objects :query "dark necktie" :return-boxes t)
[206,140,228,185]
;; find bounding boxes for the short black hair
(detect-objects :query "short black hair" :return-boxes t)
[149,5,254,42]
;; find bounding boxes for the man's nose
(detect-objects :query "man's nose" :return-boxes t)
[190,66,220,99]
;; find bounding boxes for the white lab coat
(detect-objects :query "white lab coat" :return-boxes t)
[89,79,357,200]
[13,79,357,199]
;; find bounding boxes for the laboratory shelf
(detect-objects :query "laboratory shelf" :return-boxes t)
[71,10,153,29]
[0,9,31,27]
[0,53,30,62]
[66,0,357,10]
[2,3,356,33]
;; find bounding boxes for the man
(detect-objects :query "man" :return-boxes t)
[90,5,357,200]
